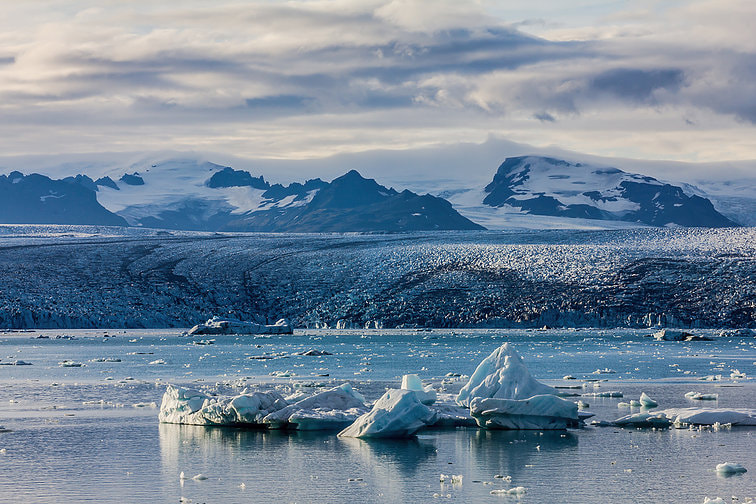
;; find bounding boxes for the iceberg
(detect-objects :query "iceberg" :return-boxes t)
[338,389,436,438]
[262,383,368,430]
[639,392,658,408]
[187,316,292,335]
[158,385,287,426]
[685,391,719,401]
[715,462,747,474]
[455,343,579,430]
[614,407,756,427]
[470,395,579,430]
[456,343,558,408]
[612,411,673,428]
[401,374,437,405]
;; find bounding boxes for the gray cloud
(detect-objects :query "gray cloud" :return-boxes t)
[0,1,753,163]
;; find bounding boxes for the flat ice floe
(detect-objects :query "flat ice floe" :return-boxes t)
[456,343,579,429]
[613,408,756,427]
[187,316,292,335]
[338,388,436,438]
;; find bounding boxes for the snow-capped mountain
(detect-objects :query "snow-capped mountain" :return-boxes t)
[451,156,736,228]
[0,171,127,226]
[0,159,482,232]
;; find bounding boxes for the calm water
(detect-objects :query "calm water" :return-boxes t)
[1,329,754,503]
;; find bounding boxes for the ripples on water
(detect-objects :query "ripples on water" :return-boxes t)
[0,329,754,503]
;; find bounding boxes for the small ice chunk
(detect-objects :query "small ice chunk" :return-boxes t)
[730,369,746,379]
[702,498,725,504]
[192,474,208,481]
[613,412,672,428]
[490,487,526,495]
[338,389,436,438]
[59,360,84,367]
[685,392,718,401]
[639,392,658,408]
[149,359,166,365]
[583,391,623,398]
[715,463,747,474]
[401,374,436,405]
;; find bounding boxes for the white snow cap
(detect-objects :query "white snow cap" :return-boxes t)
[456,343,557,407]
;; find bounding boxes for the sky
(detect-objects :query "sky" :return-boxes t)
[1,0,755,170]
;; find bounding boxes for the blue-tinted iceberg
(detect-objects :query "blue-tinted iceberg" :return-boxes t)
[613,407,756,427]
[187,316,292,335]
[456,343,558,407]
[401,374,437,405]
[158,385,287,426]
[263,383,368,430]
[457,343,579,429]
[338,389,437,438]
[470,395,579,430]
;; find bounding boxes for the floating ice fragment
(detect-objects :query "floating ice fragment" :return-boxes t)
[685,392,718,401]
[715,463,746,474]
[59,360,84,367]
[730,369,746,379]
[401,374,436,405]
[582,391,623,398]
[192,474,208,481]
[188,316,292,335]
[593,368,616,374]
[702,498,725,504]
[639,392,658,408]
[148,359,166,365]
[563,375,576,380]
[179,472,187,480]
[490,487,526,495]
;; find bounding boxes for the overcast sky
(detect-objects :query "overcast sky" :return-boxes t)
[1,0,755,167]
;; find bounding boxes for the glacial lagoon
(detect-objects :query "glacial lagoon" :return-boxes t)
[1,328,754,503]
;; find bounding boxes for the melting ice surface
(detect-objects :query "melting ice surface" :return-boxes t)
[0,328,754,503]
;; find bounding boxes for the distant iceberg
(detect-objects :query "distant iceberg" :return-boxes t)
[613,407,756,427]
[187,316,292,335]
[456,343,579,429]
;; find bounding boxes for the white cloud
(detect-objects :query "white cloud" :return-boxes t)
[0,0,753,168]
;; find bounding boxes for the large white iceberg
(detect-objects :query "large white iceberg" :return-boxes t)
[187,316,292,335]
[613,407,756,427]
[456,343,578,430]
[158,385,288,426]
[262,383,368,430]
[338,389,436,438]
[456,343,558,407]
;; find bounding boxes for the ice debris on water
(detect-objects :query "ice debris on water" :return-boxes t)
[59,360,84,367]
[457,343,580,430]
[490,487,527,496]
[159,385,287,426]
[614,408,756,427]
[715,462,747,474]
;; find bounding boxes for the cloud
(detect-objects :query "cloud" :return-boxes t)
[0,0,753,164]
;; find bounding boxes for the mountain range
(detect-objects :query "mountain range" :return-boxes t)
[0,153,744,231]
